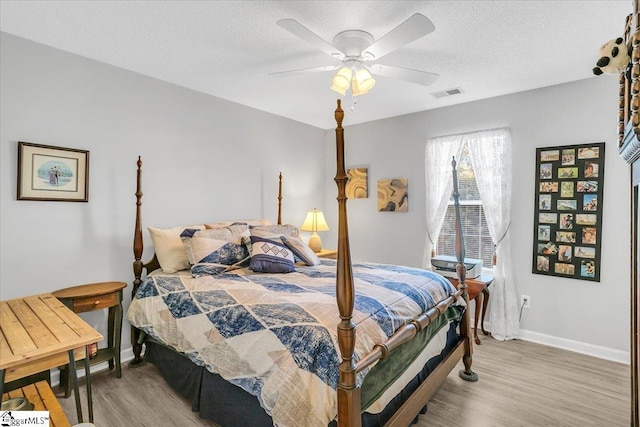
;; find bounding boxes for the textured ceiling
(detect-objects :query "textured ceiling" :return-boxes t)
[0,1,631,129]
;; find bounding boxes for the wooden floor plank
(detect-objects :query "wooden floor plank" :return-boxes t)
[56,337,630,427]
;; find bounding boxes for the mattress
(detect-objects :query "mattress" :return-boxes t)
[127,260,462,427]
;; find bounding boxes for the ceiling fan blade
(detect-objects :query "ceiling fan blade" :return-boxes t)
[277,19,344,59]
[365,14,435,60]
[370,64,439,86]
[269,64,339,78]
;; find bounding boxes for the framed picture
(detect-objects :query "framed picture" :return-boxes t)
[532,142,604,281]
[18,142,89,202]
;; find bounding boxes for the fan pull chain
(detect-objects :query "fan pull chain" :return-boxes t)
[350,95,358,111]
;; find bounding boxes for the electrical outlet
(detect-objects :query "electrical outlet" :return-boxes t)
[521,295,531,309]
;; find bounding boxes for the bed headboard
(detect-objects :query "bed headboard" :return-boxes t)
[131,157,285,296]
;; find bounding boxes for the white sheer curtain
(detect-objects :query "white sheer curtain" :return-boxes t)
[422,135,464,269]
[467,128,519,340]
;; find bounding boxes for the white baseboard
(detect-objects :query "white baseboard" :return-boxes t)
[50,347,136,387]
[515,326,630,365]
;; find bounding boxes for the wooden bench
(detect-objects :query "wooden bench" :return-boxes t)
[2,380,71,427]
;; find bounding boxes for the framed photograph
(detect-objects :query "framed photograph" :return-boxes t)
[557,200,577,211]
[540,181,559,192]
[577,181,598,192]
[532,142,604,281]
[559,214,574,230]
[558,167,578,179]
[539,212,558,224]
[561,149,575,165]
[539,194,552,210]
[560,181,574,198]
[18,142,89,202]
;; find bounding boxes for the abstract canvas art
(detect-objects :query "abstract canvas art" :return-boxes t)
[346,168,368,198]
[377,178,408,212]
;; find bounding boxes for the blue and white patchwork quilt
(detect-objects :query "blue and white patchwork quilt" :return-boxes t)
[127,260,461,427]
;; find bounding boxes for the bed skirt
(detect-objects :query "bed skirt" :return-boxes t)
[143,321,459,427]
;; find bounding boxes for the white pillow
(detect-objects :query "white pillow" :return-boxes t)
[205,219,272,229]
[148,225,204,273]
[250,224,300,237]
[281,235,321,266]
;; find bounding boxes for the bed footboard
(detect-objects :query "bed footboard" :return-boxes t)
[333,100,476,427]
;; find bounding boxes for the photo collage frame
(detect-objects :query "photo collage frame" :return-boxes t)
[532,142,605,281]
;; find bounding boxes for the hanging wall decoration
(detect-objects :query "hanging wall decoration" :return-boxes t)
[377,178,408,212]
[17,141,90,202]
[346,167,368,198]
[532,142,605,281]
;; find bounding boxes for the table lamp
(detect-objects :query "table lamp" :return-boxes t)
[300,208,330,252]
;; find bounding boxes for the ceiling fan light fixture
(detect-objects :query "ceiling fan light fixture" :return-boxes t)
[331,66,352,95]
[354,68,375,94]
[352,76,373,96]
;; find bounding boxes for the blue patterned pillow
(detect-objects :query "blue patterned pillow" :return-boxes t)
[181,225,250,276]
[281,235,321,266]
[249,235,295,273]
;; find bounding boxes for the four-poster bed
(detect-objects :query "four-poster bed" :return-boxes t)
[127,100,476,426]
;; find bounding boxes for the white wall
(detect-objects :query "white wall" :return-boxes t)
[0,33,326,348]
[1,32,630,363]
[322,77,630,358]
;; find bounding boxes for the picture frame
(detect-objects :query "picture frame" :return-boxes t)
[531,142,604,281]
[18,142,89,202]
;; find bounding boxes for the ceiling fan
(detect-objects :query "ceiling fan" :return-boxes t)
[271,13,439,96]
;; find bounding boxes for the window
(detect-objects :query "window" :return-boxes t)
[436,142,494,268]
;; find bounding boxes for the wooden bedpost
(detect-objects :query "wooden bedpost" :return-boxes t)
[452,156,478,382]
[130,156,145,367]
[334,100,361,427]
[278,172,283,225]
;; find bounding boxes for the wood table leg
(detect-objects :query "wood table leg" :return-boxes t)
[115,300,123,378]
[84,345,94,423]
[481,287,490,335]
[68,349,83,424]
[0,369,5,398]
[473,292,483,345]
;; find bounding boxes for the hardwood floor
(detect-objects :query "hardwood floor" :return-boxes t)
[421,338,629,427]
[57,337,629,427]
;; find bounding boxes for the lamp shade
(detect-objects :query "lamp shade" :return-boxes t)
[353,68,375,95]
[300,209,329,232]
[330,67,353,95]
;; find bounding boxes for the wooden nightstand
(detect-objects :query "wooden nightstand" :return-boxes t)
[53,281,126,398]
[316,249,337,259]
[447,274,494,345]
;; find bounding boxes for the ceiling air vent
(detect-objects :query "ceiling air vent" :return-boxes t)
[431,87,464,98]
